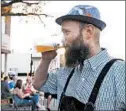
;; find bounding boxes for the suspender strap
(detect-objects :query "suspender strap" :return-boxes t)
[58,68,75,110]
[62,68,75,94]
[88,59,122,104]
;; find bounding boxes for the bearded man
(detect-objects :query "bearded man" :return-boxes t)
[33,5,125,111]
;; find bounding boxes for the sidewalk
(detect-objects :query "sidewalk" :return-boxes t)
[1,99,58,111]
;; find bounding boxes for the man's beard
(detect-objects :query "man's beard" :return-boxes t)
[65,35,90,67]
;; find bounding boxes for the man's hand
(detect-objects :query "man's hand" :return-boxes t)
[41,50,57,61]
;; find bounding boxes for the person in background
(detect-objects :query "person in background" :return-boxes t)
[1,72,4,81]
[33,5,125,111]
[1,76,12,99]
[13,79,39,111]
[22,76,37,95]
[8,75,17,91]
[47,95,52,111]
[22,76,42,109]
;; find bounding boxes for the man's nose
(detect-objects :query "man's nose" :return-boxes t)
[62,41,68,47]
[62,37,71,47]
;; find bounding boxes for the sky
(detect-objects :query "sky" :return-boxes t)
[3,1,125,59]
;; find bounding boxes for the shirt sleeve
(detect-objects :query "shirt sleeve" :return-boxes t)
[114,60,126,110]
[39,71,57,94]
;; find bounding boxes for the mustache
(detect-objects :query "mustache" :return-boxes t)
[62,44,69,49]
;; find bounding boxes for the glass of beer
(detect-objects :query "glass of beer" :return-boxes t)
[35,45,56,53]
[34,38,64,53]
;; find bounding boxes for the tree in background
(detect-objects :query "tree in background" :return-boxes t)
[1,0,53,24]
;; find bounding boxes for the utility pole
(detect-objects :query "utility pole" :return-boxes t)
[30,48,33,76]
[4,16,11,76]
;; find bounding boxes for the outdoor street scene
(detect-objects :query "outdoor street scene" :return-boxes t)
[1,1,125,111]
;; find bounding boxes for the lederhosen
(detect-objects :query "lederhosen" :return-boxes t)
[57,59,122,111]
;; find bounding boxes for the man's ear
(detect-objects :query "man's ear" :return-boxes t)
[83,24,95,39]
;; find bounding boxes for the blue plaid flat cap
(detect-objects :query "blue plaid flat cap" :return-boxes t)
[56,5,106,30]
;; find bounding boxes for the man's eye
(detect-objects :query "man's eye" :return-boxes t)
[64,31,69,35]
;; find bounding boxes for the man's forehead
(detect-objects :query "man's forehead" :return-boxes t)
[61,20,80,29]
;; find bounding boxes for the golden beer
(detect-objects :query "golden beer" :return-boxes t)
[35,45,55,52]
[35,45,64,53]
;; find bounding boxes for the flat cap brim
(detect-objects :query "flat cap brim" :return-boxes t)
[56,15,106,31]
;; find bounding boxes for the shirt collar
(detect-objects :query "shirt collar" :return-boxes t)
[83,48,111,71]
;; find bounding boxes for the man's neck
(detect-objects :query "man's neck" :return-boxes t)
[88,45,101,58]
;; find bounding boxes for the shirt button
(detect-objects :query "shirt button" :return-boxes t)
[93,67,96,70]
[82,78,85,81]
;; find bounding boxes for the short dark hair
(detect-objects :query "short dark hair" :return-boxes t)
[15,79,22,89]
[4,76,8,81]
[9,75,15,80]
[9,76,13,80]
